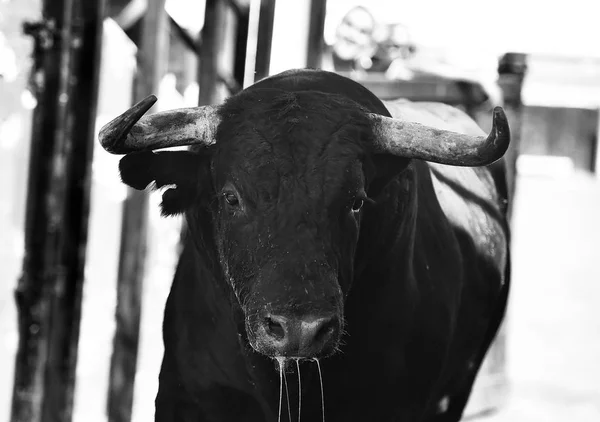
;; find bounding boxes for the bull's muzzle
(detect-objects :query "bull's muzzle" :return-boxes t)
[251,311,341,358]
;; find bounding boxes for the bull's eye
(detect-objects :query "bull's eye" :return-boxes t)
[351,198,364,213]
[223,192,239,206]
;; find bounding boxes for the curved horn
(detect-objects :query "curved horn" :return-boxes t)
[99,95,221,154]
[369,107,510,166]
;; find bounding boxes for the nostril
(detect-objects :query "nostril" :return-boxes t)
[264,316,286,340]
[253,312,340,357]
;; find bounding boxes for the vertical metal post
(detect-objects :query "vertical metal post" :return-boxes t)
[106,1,168,422]
[11,0,105,421]
[198,0,232,105]
[242,0,262,87]
[243,0,276,87]
[498,52,528,220]
[306,0,327,69]
[594,109,600,178]
[233,3,250,87]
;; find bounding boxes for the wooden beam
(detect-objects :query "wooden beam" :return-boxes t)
[106,1,169,422]
[11,1,105,421]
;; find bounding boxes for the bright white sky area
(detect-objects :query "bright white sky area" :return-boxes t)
[161,0,600,107]
[326,0,600,59]
[166,0,600,59]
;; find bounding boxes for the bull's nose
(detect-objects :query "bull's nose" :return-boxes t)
[258,313,339,357]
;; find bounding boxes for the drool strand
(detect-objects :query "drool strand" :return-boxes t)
[283,364,292,422]
[314,358,325,422]
[296,359,302,422]
[276,357,285,422]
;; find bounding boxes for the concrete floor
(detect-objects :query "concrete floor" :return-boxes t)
[479,170,600,422]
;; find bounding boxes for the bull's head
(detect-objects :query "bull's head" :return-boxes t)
[99,88,509,359]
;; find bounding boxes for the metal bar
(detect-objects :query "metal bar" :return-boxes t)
[233,1,250,87]
[594,109,600,178]
[497,52,528,221]
[241,0,259,88]
[222,0,244,18]
[247,0,276,84]
[168,13,242,95]
[198,0,232,105]
[306,0,327,69]
[11,0,105,421]
[106,1,169,422]
[168,14,199,55]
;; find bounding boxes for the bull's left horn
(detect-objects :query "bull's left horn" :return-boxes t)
[99,95,221,154]
[369,107,510,166]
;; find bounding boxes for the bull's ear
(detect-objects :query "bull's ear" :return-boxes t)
[119,150,205,216]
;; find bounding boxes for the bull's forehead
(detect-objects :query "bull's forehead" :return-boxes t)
[212,90,371,204]
[217,133,366,209]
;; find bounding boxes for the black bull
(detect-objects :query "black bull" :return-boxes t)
[99,69,510,421]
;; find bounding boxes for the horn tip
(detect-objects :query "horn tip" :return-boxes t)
[98,95,159,154]
[143,94,158,105]
[492,106,506,121]
[491,106,510,139]
[98,125,122,153]
[133,95,158,113]
[484,106,511,165]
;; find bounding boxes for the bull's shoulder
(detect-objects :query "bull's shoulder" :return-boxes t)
[429,163,508,271]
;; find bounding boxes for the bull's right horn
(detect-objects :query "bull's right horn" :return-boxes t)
[369,107,510,166]
[99,95,221,154]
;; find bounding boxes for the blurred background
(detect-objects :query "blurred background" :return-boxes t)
[1,0,599,421]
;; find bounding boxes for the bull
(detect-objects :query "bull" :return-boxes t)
[99,69,510,422]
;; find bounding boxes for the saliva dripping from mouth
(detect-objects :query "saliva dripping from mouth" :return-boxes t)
[274,357,325,422]
[283,360,292,422]
[276,357,285,422]
[314,358,325,422]
[296,359,302,422]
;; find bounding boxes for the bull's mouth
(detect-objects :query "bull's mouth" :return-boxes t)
[246,311,342,359]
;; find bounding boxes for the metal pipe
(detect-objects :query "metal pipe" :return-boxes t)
[11,1,105,421]
[106,1,168,422]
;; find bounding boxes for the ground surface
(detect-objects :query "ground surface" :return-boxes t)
[474,170,600,422]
